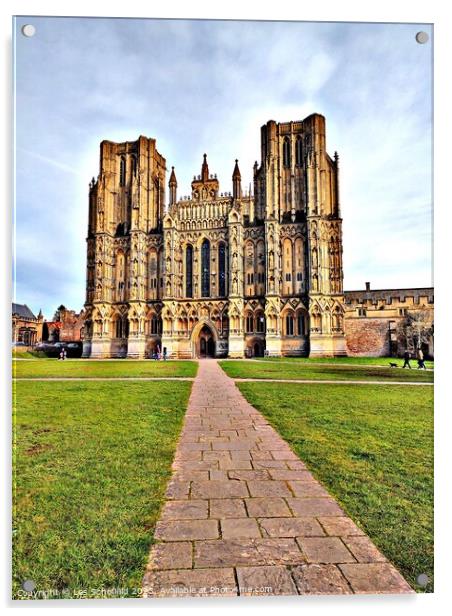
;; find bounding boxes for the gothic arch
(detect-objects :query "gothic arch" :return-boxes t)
[190,318,219,358]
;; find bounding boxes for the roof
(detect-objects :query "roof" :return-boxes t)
[12,303,37,320]
[344,287,433,294]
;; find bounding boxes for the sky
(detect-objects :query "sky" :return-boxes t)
[13,17,433,320]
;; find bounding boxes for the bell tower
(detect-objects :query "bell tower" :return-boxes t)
[83,136,166,359]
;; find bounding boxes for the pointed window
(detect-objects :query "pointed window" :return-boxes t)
[201,239,210,298]
[297,314,305,336]
[295,136,303,166]
[119,156,126,186]
[186,245,193,298]
[283,137,291,168]
[285,314,294,336]
[218,242,226,297]
[150,315,161,335]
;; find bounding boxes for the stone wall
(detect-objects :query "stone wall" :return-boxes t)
[345,318,390,357]
[59,311,85,342]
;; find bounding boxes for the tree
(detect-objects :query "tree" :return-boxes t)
[53,304,66,322]
[397,310,433,354]
[42,321,49,341]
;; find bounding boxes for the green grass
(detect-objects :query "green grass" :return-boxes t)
[219,359,433,383]
[234,381,433,592]
[255,356,434,369]
[12,349,48,359]
[13,359,197,379]
[13,380,191,599]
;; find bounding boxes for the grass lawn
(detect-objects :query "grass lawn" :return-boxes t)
[219,359,433,383]
[12,349,48,359]
[13,359,197,379]
[13,380,191,599]
[234,380,433,592]
[254,356,434,369]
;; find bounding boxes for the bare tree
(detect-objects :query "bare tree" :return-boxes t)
[397,310,433,354]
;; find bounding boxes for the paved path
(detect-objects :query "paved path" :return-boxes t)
[142,360,413,598]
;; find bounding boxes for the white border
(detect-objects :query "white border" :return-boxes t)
[2,1,450,614]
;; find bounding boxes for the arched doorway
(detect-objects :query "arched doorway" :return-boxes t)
[198,324,216,358]
[247,337,265,358]
[254,341,264,357]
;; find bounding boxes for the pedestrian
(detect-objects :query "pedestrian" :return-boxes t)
[417,348,426,370]
[59,349,64,361]
[63,348,67,360]
[402,350,411,369]
[163,347,167,361]
[156,345,160,360]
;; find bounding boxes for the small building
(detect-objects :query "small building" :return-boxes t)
[58,307,85,342]
[12,303,43,346]
[344,283,434,358]
[42,306,86,343]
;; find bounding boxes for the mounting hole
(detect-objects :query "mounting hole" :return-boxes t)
[416,573,429,587]
[22,579,36,592]
[21,24,36,38]
[415,31,429,44]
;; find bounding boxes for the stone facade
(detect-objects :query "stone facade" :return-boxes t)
[12,303,43,346]
[82,113,347,358]
[344,283,434,358]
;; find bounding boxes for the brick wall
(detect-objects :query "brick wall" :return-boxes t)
[345,318,390,357]
[57,309,85,342]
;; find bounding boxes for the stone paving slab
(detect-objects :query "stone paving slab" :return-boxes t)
[142,359,414,598]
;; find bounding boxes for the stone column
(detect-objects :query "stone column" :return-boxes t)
[227,210,245,358]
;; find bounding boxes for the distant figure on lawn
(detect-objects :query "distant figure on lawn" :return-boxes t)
[402,351,411,369]
[163,347,168,361]
[417,348,426,370]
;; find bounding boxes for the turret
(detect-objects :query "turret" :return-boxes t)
[191,153,219,200]
[201,153,209,182]
[169,166,177,206]
[232,159,242,199]
[334,151,340,217]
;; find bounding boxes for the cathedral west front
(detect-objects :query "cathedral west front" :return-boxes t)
[82,113,347,359]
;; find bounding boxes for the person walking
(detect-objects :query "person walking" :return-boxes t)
[163,347,167,361]
[402,350,411,369]
[417,348,426,370]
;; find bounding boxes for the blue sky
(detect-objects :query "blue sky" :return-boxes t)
[13,17,433,319]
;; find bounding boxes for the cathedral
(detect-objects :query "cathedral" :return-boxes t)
[82,113,347,359]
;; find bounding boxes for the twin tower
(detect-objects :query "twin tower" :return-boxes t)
[82,113,346,359]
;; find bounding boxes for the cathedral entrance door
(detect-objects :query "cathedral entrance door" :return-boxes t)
[198,325,215,358]
[254,342,264,357]
[207,337,215,357]
[200,338,207,357]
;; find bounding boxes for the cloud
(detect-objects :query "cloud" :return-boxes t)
[13,17,433,318]
[16,148,82,176]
